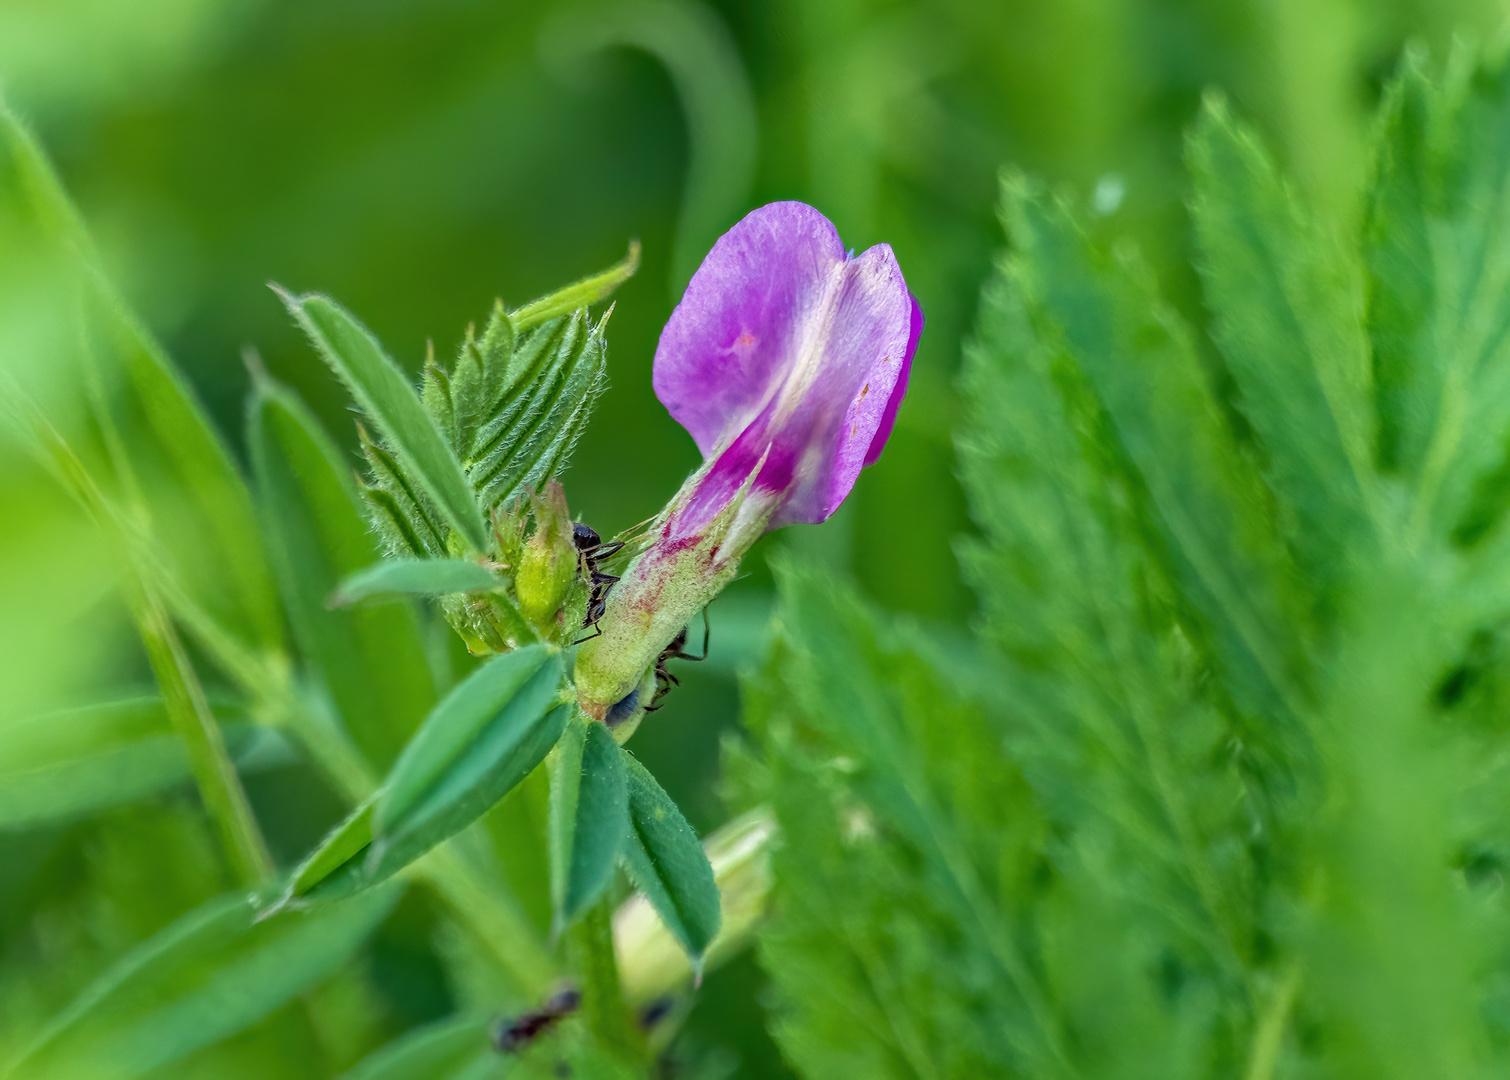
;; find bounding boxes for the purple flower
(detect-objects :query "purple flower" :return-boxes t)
[576,202,921,731]
[653,201,921,539]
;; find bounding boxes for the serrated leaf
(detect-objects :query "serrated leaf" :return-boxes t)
[1189,96,1376,592]
[621,751,719,963]
[0,698,290,829]
[549,715,628,932]
[331,558,503,606]
[338,1013,495,1080]
[1002,175,1307,724]
[249,377,437,768]
[280,289,489,552]
[6,883,401,1080]
[1366,49,1510,546]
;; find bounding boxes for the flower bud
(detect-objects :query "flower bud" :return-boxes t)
[515,481,577,633]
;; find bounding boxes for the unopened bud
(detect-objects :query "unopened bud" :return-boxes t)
[516,481,576,632]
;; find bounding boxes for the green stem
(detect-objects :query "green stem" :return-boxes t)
[136,592,273,887]
[570,895,644,1066]
[423,845,559,996]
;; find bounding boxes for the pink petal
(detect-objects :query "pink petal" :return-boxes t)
[653,202,920,531]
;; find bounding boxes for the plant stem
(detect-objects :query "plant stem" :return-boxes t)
[136,591,274,887]
[570,895,644,1066]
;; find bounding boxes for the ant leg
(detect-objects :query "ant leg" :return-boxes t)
[571,626,603,646]
[671,611,710,662]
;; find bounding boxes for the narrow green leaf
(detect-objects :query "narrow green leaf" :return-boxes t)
[277,797,378,907]
[338,1013,494,1080]
[0,698,289,829]
[509,239,640,331]
[331,558,502,606]
[376,645,561,832]
[621,751,720,963]
[1,108,284,658]
[279,289,489,552]
[275,657,573,904]
[6,884,400,1080]
[249,377,437,769]
[549,715,629,932]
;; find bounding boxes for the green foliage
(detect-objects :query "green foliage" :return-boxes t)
[330,560,504,606]
[337,1014,495,1080]
[0,698,286,828]
[736,50,1510,1080]
[549,714,630,933]
[5,884,400,1080]
[248,375,438,770]
[278,648,570,908]
[623,751,721,965]
[280,289,491,554]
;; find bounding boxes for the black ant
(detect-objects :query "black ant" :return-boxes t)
[643,615,709,712]
[571,523,623,644]
[492,986,581,1054]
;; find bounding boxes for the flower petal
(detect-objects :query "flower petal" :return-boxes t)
[653,202,846,458]
[654,202,919,529]
[863,293,923,468]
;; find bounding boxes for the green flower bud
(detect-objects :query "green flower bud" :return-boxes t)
[515,481,577,633]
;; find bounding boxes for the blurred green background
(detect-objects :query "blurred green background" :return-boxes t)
[1,0,1507,1074]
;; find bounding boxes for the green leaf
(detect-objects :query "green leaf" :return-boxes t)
[277,796,379,907]
[509,240,639,331]
[248,376,438,769]
[0,698,290,829]
[464,309,609,508]
[377,645,562,832]
[1188,94,1376,594]
[279,288,489,552]
[1366,48,1510,546]
[338,1013,495,1080]
[1001,174,1308,727]
[5,883,401,1080]
[331,558,503,606]
[0,108,284,660]
[276,650,571,906]
[549,715,628,932]
[738,566,1069,1077]
[621,751,719,964]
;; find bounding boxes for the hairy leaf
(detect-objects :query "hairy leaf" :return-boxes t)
[622,751,719,964]
[331,558,504,606]
[280,289,489,552]
[549,715,628,932]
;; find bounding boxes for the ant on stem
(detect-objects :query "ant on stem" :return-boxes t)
[492,986,580,1054]
[571,523,623,645]
[643,614,709,713]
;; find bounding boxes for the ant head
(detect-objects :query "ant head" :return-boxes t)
[572,522,602,551]
[668,625,689,653]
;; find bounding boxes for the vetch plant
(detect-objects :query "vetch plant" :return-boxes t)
[11,30,1510,1080]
